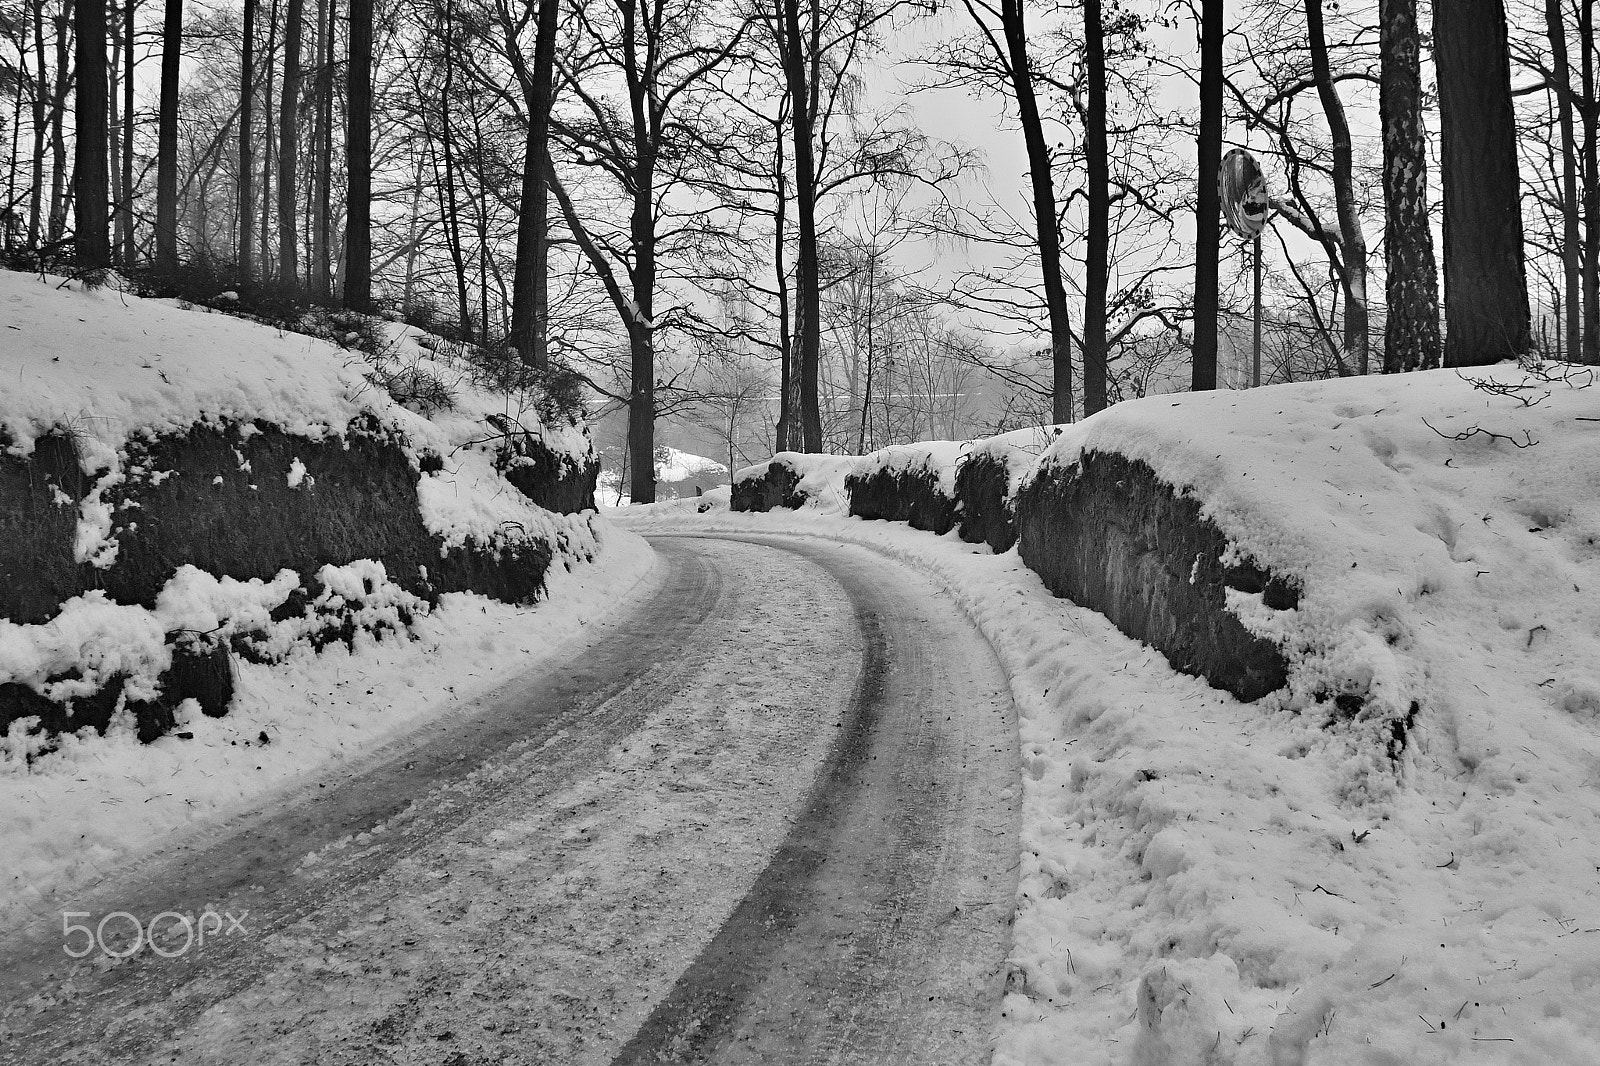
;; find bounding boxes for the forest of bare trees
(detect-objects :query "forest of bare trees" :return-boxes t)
[0,0,1595,498]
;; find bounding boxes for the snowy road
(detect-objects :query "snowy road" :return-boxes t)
[0,534,1019,1065]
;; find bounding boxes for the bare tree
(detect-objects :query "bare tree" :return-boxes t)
[547,0,748,502]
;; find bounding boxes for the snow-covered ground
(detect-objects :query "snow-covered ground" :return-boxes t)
[623,359,1600,1065]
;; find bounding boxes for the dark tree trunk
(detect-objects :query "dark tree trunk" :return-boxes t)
[1001,0,1074,420]
[1433,0,1530,364]
[312,0,335,300]
[1581,0,1597,361]
[155,0,182,274]
[239,0,256,290]
[1306,0,1370,373]
[119,0,135,261]
[1082,0,1108,415]
[783,0,823,450]
[509,0,559,368]
[49,2,71,244]
[277,0,303,288]
[28,0,47,246]
[1192,0,1223,390]
[1547,0,1581,361]
[438,0,470,335]
[343,0,371,311]
[773,142,798,451]
[107,4,121,260]
[1379,0,1442,371]
[259,0,278,278]
[74,0,111,268]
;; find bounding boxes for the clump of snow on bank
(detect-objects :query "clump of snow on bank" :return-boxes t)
[0,521,654,937]
[966,425,1071,492]
[656,446,727,483]
[621,360,1600,1063]
[0,594,169,706]
[733,451,857,511]
[851,439,973,495]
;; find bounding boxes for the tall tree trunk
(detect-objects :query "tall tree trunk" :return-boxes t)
[107,5,121,259]
[121,0,133,262]
[259,0,278,280]
[437,0,469,334]
[1379,0,1442,371]
[343,0,371,311]
[28,0,47,245]
[1434,0,1531,363]
[49,1,70,244]
[509,0,559,368]
[999,0,1073,420]
[469,102,489,338]
[155,0,182,274]
[1082,0,1108,415]
[783,0,823,450]
[1306,0,1370,373]
[624,164,659,503]
[1547,0,1581,360]
[74,0,111,268]
[773,134,797,451]
[239,0,256,289]
[308,0,332,299]
[277,0,302,288]
[1581,0,1598,362]
[4,29,22,252]
[1192,0,1223,390]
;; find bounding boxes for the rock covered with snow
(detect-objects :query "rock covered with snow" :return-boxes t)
[731,451,856,513]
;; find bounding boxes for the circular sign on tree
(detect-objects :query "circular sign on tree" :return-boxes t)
[1220,148,1270,239]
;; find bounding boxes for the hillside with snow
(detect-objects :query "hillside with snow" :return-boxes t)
[0,269,652,936]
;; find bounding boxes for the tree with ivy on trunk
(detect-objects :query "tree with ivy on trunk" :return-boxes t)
[1379,0,1440,371]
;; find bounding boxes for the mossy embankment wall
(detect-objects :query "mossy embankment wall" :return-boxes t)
[1017,450,1294,701]
[846,463,958,534]
[953,452,1016,552]
[1,416,596,742]
[731,442,1297,703]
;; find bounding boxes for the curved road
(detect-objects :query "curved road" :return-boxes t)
[0,534,1020,1065]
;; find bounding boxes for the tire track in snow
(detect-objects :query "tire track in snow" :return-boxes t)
[613,535,1020,1066]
